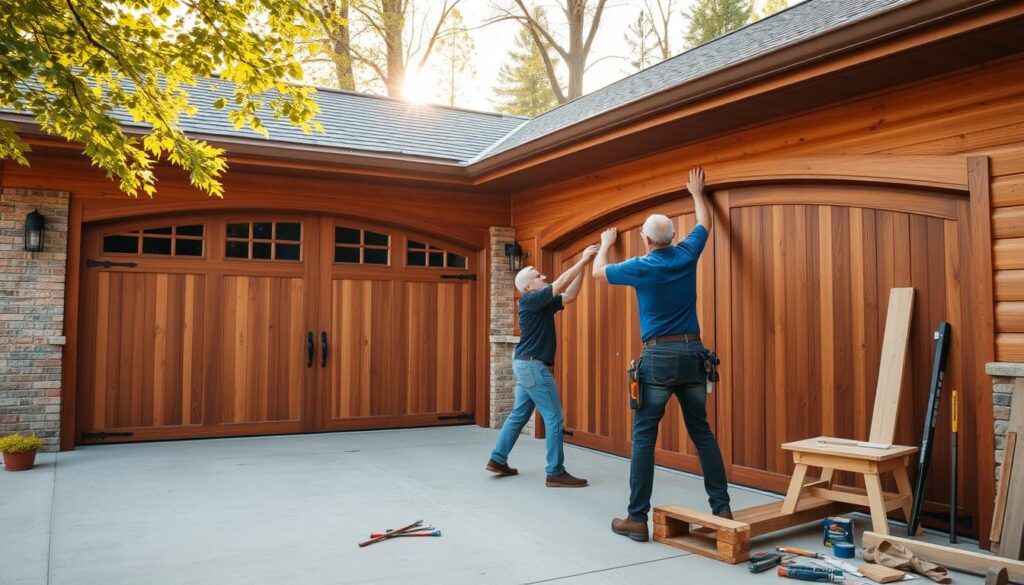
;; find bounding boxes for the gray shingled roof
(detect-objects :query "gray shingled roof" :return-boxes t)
[4,0,918,167]
[484,0,915,157]
[169,83,528,163]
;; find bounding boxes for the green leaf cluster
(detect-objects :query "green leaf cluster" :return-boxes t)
[0,433,44,454]
[0,0,326,197]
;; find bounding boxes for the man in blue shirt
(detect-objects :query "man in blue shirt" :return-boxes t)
[593,167,731,542]
[486,244,599,487]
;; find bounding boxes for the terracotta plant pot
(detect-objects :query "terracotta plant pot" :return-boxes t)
[2,450,37,471]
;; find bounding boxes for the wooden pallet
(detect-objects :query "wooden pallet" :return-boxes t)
[653,496,854,564]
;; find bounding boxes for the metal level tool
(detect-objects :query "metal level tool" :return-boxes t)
[908,321,951,535]
[950,388,959,543]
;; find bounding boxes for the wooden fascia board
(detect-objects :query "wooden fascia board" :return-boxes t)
[468,0,1023,185]
[4,119,478,188]
[535,154,970,249]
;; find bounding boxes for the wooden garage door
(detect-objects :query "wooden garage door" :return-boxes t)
[78,214,477,443]
[555,198,717,474]
[552,183,987,535]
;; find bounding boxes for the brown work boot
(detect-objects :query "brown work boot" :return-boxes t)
[611,517,650,542]
[545,471,588,488]
[485,459,518,477]
[714,509,734,520]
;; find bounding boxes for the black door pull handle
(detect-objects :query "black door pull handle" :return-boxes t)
[321,332,328,367]
[306,331,314,368]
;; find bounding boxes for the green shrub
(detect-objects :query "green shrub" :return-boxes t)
[0,434,43,453]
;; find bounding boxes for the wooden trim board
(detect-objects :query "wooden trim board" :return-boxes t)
[862,532,1024,583]
[993,431,1018,543]
[996,379,1024,558]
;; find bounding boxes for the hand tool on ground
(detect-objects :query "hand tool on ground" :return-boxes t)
[821,557,863,577]
[748,551,787,573]
[908,322,951,536]
[376,525,435,535]
[778,546,825,559]
[358,519,423,547]
[950,388,959,544]
[778,564,844,582]
[370,530,442,538]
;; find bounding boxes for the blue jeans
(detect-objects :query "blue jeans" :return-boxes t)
[490,359,566,476]
[628,342,730,522]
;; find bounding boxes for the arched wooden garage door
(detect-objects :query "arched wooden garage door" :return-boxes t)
[77,213,478,443]
[553,182,990,536]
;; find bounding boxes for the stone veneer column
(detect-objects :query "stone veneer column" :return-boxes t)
[488,227,533,436]
[0,188,70,451]
[987,363,1024,495]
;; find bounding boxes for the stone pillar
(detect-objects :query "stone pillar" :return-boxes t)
[0,188,70,451]
[488,227,532,435]
[987,363,1023,495]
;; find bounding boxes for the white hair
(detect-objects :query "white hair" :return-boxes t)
[515,266,536,293]
[642,214,675,246]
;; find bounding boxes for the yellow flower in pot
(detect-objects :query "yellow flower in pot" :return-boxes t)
[0,434,44,472]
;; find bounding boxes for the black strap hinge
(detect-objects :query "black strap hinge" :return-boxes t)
[81,431,134,440]
[87,259,138,269]
[438,413,474,421]
[440,274,476,281]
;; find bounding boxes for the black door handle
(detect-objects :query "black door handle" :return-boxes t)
[321,331,328,367]
[306,331,314,368]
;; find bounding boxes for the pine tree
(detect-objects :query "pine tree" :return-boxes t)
[624,10,658,73]
[493,10,560,117]
[683,0,753,49]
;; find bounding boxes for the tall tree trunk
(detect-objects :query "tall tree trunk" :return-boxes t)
[566,0,585,100]
[382,0,406,97]
[332,0,356,90]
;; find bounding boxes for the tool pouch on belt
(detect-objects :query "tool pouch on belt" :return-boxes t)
[627,357,642,410]
[701,349,721,394]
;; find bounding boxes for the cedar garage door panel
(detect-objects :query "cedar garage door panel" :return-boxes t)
[553,184,981,535]
[78,214,478,443]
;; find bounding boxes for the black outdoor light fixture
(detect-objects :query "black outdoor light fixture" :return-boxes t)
[24,209,45,252]
[504,242,528,272]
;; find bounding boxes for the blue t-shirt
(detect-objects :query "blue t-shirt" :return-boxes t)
[513,285,564,365]
[605,224,708,341]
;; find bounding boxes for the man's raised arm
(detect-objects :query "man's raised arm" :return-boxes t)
[550,245,597,297]
[689,167,712,233]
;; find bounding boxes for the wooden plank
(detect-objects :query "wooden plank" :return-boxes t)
[862,532,1024,582]
[993,431,1017,543]
[868,288,915,445]
[997,379,1024,559]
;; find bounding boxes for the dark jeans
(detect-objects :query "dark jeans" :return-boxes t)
[628,341,730,522]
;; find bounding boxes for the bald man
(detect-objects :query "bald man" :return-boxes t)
[593,167,731,542]
[486,244,599,488]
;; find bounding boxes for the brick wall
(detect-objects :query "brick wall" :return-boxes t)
[0,188,70,451]
[488,227,532,436]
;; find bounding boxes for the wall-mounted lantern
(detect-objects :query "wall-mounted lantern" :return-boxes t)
[504,243,527,273]
[24,210,45,252]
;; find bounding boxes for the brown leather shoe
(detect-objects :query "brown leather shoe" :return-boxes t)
[545,471,588,488]
[611,517,649,542]
[714,509,734,520]
[485,459,518,476]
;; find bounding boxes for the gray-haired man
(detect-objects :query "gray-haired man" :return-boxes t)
[486,244,598,487]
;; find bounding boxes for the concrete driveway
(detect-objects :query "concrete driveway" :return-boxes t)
[0,426,987,584]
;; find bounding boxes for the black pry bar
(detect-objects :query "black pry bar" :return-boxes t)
[908,321,951,535]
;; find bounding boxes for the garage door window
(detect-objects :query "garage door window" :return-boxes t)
[334,226,390,265]
[225,222,302,261]
[102,225,205,257]
[407,240,466,269]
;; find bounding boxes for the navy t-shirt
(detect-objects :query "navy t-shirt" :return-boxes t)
[605,224,708,341]
[513,285,564,365]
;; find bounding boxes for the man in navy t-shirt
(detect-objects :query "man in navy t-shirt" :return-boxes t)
[593,167,731,542]
[486,244,599,488]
